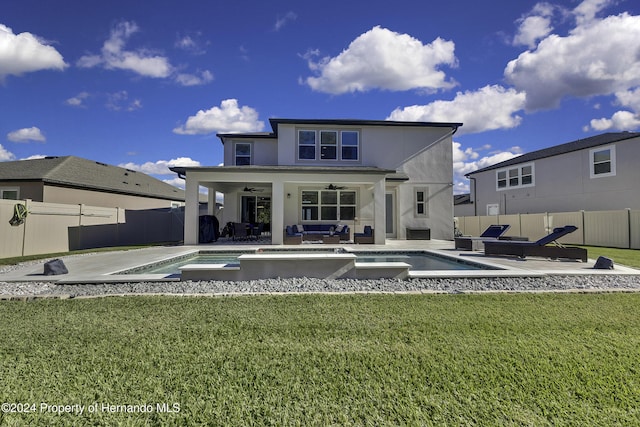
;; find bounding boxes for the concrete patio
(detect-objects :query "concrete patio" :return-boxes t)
[1,239,638,284]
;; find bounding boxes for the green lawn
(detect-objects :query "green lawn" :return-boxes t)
[1,293,639,425]
[581,246,640,269]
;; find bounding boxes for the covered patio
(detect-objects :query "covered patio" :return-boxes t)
[172,165,397,245]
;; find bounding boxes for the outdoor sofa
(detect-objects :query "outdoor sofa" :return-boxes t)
[287,224,350,241]
[483,225,587,262]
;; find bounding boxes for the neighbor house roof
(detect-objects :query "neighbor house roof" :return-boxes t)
[466,132,640,177]
[0,156,185,201]
[216,118,463,142]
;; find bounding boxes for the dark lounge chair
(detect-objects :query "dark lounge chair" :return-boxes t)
[483,225,587,262]
[454,224,512,250]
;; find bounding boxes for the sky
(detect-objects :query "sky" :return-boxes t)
[2,0,640,194]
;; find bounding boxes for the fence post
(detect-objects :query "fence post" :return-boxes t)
[581,210,585,245]
[628,208,632,249]
[21,199,31,257]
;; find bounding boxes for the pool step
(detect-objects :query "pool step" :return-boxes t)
[179,254,411,281]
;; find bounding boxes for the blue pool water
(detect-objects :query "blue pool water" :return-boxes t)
[121,250,496,275]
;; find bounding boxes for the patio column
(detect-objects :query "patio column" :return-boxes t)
[271,179,284,244]
[207,186,216,216]
[373,177,386,244]
[184,174,200,245]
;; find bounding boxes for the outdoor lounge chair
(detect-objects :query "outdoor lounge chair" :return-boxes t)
[483,225,587,262]
[454,224,512,250]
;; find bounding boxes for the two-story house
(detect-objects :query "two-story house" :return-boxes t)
[172,118,462,245]
[465,132,640,216]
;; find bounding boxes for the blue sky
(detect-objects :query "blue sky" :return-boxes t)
[2,0,640,194]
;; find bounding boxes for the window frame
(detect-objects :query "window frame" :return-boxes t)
[415,187,428,218]
[590,145,616,178]
[296,128,361,163]
[234,142,253,166]
[340,130,360,161]
[0,187,19,200]
[320,130,338,160]
[495,162,535,191]
[297,130,317,161]
[300,188,357,222]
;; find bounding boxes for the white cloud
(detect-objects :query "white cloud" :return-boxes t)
[387,85,526,135]
[0,24,67,80]
[452,141,521,192]
[77,21,172,78]
[21,154,47,160]
[574,0,613,26]
[175,70,214,86]
[505,12,640,111]
[106,91,142,111]
[174,32,208,55]
[120,157,201,175]
[589,111,640,131]
[275,11,297,31]
[173,99,265,135]
[513,3,556,48]
[0,144,16,161]
[303,26,457,94]
[614,87,640,112]
[65,91,90,107]
[7,127,46,143]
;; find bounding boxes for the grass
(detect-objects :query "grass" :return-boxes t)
[580,246,640,269]
[1,293,640,425]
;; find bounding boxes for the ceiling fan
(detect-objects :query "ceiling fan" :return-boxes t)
[243,186,264,192]
[325,184,347,190]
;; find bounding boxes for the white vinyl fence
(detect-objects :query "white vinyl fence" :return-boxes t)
[456,209,640,249]
[1,199,184,258]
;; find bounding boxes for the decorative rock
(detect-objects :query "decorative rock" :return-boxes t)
[44,259,68,276]
[593,256,614,270]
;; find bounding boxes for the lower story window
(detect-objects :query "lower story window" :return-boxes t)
[415,187,428,217]
[1,188,19,200]
[301,189,356,221]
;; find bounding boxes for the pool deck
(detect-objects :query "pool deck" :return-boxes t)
[1,239,638,283]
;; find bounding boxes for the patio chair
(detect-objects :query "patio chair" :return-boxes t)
[283,225,302,245]
[251,222,265,240]
[354,226,374,244]
[454,224,512,250]
[232,222,249,241]
[483,225,587,262]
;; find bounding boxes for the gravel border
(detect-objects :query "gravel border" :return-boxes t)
[2,275,640,300]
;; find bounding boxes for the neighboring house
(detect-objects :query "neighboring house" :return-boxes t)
[0,156,186,210]
[171,118,462,245]
[453,193,474,217]
[465,132,640,216]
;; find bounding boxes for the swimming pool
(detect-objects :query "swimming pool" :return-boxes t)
[120,249,497,275]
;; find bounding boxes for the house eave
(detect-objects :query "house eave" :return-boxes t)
[170,165,396,176]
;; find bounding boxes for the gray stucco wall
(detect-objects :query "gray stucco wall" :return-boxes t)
[469,136,640,214]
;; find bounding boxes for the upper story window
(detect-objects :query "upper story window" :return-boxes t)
[496,163,534,190]
[234,142,252,165]
[297,129,360,162]
[1,188,19,200]
[341,131,359,161]
[320,131,337,160]
[298,130,316,160]
[590,145,616,178]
